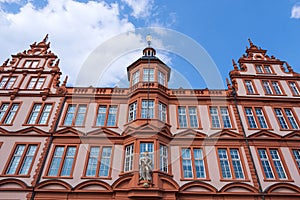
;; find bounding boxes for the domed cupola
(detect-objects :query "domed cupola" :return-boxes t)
[142,34,156,57]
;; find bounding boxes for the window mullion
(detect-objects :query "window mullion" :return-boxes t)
[72,105,79,126]
[35,103,44,124]
[58,146,68,176]
[282,110,291,129]
[96,146,102,177]
[227,148,235,179]
[267,149,278,180]
[104,105,109,127]
[190,147,196,179]
[14,144,28,175]
[218,107,223,129]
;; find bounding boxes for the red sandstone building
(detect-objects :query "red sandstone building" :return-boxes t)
[0,36,299,200]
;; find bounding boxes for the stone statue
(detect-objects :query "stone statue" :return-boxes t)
[139,152,152,182]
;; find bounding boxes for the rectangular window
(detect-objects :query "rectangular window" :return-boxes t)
[178,106,199,128]
[181,147,206,179]
[264,66,272,73]
[289,82,300,95]
[124,144,134,172]
[141,100,154,119]
[258,148,287,180]
[218,148,245,179]
[5,144,38,175]
[143,69,154,82]
[158,102,167,122]
[210,107,220,128]
[244,107,268,129]
[26,103,53,125]
[0,76,17,89]
[274,108,298,130]
[158,71,165,86]
[27,77,45,89]
[47,145,77,177]
[24,60,39,68]
[0,103,20,125]
[262,81,273,94]
[245,80,255,94]
[271,81,282,95]
[63,104,87,126]
[95,105,117,127]
[132,70,140,85]
[128,102,137,122]
[160,145,168,172]
[85,146,112,177]
[256,65,273,74]
[292,149,300,171]
[209,106,232,129]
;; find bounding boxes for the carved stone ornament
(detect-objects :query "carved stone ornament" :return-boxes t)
[139,152,152,186]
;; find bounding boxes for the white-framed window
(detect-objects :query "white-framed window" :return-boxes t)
[160,145,168,172]
[63,104,87,126]
[158,102,167,122]
[132,70,140,85]
[143,68,154,82]
[181,147,206,179]
[141,100,154,119]
[128,102,137,121]
[0,103,20,125]
[95,105,117,127]
[124,144,134,172]
[218,148,244,179]
[158,70,165,86]
[24,60,39,68]
[274,108,298,129]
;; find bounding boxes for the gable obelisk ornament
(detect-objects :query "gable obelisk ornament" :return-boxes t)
[139,152,152,187]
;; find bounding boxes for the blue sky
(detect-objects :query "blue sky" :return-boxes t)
[0,0,299,88]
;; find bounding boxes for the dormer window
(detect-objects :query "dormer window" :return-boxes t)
[255,65,273,74]
[158,71,165,86]
[143,69,154,82]
[27,77,45,89]
[24,60,39,68]
[132,70,140,86]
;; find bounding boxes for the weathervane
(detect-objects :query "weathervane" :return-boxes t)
[146,34,152,47]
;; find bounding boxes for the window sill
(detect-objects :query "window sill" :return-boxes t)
[23,124,49,126]
[91,125,118,128]
[0,174,31,178]
[264,94,287,96]
[81,176,112,180]
[279,128,299,131]
[220,178,250,182]
[59,125,86,128]
[263,178,294,182]
[246,93,260,95]
[177,127,203,130]
[43,176,74,179]
[248,128,273,131]
[180,178,211,181]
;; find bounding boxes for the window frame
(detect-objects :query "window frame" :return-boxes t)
[25,102,54,126]
[158,70,166,86]
[243,80,258,95]
[82,145,114,179]
[256,147,292,181]
[26,76,46,89]
[2,143,40,177]
[177,106,201,129]
[180,146,209,180]
[158,102,167,122]
[0,76,17,89]
[261,80,285,96]
[255,64,275,74]
[288,81,300,96]
[141,99,155,119]
[45,144,78,178]
[23,60,40,68]
[216,147,248,181]
[290,148,300,175]
[209,106,234,129]
[128,101,137,122]
[131,70,140,86]
[0,102,21,125]
[143,68,155,82]
[123,143,135,173]
[62,103,88,127]
[243,106,271,130]
[273,107,299,130]
[94,104,118,127]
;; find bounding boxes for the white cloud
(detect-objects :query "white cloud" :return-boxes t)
[0,0,137,85]
[0,0,20,3]
[291,4,300,19]
[121,0,154,18]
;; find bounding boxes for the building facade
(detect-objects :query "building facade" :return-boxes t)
[0,36,299,200]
